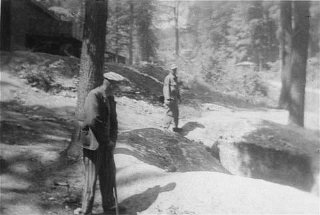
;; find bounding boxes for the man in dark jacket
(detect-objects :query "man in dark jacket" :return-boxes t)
[163,64,181,132]
[78,72,125,215]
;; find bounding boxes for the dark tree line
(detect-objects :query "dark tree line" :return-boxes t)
[107,0,158,63]
[182,1,313,127]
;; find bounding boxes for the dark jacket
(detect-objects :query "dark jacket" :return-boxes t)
[79,88,118,150]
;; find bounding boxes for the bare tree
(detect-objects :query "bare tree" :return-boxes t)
[136,0,157,62]
[288,1,310,126]
[129,0,134,65]
[174,0,180,56]
[157,1,180,57]
[114,0,120,60]
[278,1,292,109]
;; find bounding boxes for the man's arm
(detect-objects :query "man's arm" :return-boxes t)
[84,92,108,144]
[109,96,118,143]
[163,76,171,101]
[177,80,181,101]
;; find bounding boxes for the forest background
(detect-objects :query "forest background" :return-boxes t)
[20,0,320,101]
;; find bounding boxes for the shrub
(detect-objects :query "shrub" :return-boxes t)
[19,64,55,92]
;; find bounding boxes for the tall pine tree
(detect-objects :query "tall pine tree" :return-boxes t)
[278,1,292,109]
[136,0,158,62]
[67,0,108,157]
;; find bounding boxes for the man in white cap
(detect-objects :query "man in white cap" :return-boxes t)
[162,64,181,132]
[78,72,126,215]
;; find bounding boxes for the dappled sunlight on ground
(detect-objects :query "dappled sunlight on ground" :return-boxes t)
[1,52,319,214]
[117,170,319,215]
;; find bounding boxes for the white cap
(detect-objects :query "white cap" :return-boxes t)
[170,64,177,70]
[103,72,125,82]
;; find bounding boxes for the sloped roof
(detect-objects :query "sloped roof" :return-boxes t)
[30,0,74,21]
[29,0,82,40]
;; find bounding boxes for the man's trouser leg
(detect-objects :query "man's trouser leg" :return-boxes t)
[82,148,101,214]
[100,150,115,212]
[163,102,173,129]
[172,101,179,129]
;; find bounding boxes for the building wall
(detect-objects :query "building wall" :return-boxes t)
[10,0,73,50]
[10,0,29,49]
[0,0,11,50]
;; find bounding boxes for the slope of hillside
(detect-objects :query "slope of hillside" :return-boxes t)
[1,51,319,215]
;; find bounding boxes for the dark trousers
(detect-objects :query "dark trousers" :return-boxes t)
[163,100,179,129]
[82,146,115,214]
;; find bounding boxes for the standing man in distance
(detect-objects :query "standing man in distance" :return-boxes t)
[78,72,126,215]
[163,64,182,132]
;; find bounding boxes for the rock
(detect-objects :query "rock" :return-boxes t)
[29,115,41,120]
[32,106,40,111]
[53,181,69,187]
[46,117,58,122]
[166,165,177,172]
[219,141,318,193]
[118,128,227,173]
[73,208,82,215]
[64,196,78,204]
[60,91,76,98]
[31,87,39,92]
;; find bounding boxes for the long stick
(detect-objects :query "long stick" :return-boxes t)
[112,154,119,215]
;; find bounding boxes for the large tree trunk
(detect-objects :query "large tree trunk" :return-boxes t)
[67,0,108,157]
[278,1,292,109]
[174,1,180,56]
[0,0,11,51]
[288,1,310,127]
[129,1,134,65]
[115,1,120,61]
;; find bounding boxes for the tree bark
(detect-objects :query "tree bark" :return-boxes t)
[115,0,120,61]
[67,0,108,157]
[288,1,310,127]
[174,1,180,56]
[129,1,134,65]
[278,1,292,109]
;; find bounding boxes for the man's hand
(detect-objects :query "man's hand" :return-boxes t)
[109,141,116,152]
[164,98,173,105]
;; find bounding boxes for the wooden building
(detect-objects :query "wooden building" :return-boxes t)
[1,0,82,56]
[0,0,126,62]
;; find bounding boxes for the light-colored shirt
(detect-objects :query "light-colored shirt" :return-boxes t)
[163,73,180,101]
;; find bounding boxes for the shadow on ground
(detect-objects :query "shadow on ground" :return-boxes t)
[0,100,74,145]
[120,183,176,215]
[216,120,320,194]
[0,100,82,214]
[180,121,205,136]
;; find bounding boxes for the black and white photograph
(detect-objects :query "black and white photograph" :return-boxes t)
[0,0,319,214]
